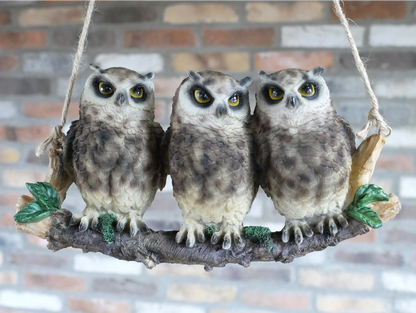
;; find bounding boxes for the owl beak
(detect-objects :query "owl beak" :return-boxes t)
[216,105,227,118]
[116,93,126,106]
[287,96,298,108]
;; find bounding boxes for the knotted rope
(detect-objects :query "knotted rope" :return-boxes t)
[333,0,391,139]
[36,0,96,157]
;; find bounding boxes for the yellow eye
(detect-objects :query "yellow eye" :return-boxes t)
[130,86,144,98]
[299,83,316,97]
[194,89,211,104]
[228,94,239,107]
[269,87,284,101]
[98,82,114,95]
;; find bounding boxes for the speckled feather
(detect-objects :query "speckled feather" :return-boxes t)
[254,68,356,240]
[62,66,164,233]
[162,71,258,248]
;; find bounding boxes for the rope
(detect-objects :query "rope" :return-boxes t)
[36,0,96,156]
[332,0,391,139]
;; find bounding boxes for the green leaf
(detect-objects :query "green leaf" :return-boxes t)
[346,206,382,229]
[14,202,53,223]
[345,184,388,229]
[351,184,390,209]
[26,182,60,211]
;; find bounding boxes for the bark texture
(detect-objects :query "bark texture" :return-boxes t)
[47,209,369,270]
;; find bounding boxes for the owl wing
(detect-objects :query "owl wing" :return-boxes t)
[159,125,172,190]
[337,115,356,155]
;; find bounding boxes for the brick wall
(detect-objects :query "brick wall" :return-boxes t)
[1,1,416,312]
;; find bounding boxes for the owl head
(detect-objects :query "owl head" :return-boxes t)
[80,64,155,118]
[255,67,332,125]
[171,70,252,125]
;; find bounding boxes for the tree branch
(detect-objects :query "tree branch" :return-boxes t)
[46,209,373,270]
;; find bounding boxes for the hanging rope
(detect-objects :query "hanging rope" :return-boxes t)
[332,0,391,139]
[36,0,96,157]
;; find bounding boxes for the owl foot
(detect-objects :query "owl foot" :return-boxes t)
[315,213,349,236]
[176,219,206,248]
[69,208,100,232]
[116,212,148,236]
[211,225,244,250]
[281,220,314,245]
[282,213,349,245]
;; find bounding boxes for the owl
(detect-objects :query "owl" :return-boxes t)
[161,70,258,250]
[62,64,165,236]
[253,67,356,245]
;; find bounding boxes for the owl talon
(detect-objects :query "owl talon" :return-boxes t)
[211,234,220,245]
[117,221,125,232]
[234,234,243,246]
[337,214,349,228]
[130,222,138,237]
[79,217,89,232]
[186,237,195,248]
[294,227,303,245]
[197,232,205,243]
[329,218,338,236]
[303,225,314,237]
[223,235,232,250]
[282,229,290,243]
[91,218,99,230]
[69,216,79,226]
[317,221,324,234]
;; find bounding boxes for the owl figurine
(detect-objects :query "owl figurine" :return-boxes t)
[162,70,257,249]
[254,67,356,245]
[62,64,165,236]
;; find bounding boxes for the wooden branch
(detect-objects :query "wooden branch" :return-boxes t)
[47,209,371,270]
[14,133,401,270]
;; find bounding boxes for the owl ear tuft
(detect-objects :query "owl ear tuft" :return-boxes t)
[89,63,103,73]
[258,70,268,81]
[188,70,202,82]
[239,76,252,88]
[312,67,325,76]
[145,72,155,80]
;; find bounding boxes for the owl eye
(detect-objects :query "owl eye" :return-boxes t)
[194,89,211,104]
[298,83,316,97]
[269,87,284,101]
[98,82,114,96]
[130,86,144,99]
[228,93,240,107]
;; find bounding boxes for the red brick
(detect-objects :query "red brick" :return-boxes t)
[9,252,69,269]
[0,194,22,207]
[203,28,274,47]
[19,6,84,26]
[0,271,17,285]
[241,292,310,310]
[24,102,79,119]
[69,298,131,313]
[0,56,17,71]
[0,126,6,140]
[25,272,86,292]
[335,251,403,266]
[333,1,407,20]
[173,52,249,72]
[255,51,334,71]
[346,228,375,243]
[376,154,414,172]
[124,29,195,49]
[0,212,15,228]
[0,11,11,25]
[0,31,46,50]
[6,125,51,142]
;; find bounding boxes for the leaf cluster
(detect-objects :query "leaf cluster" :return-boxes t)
[14,182,61,223]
